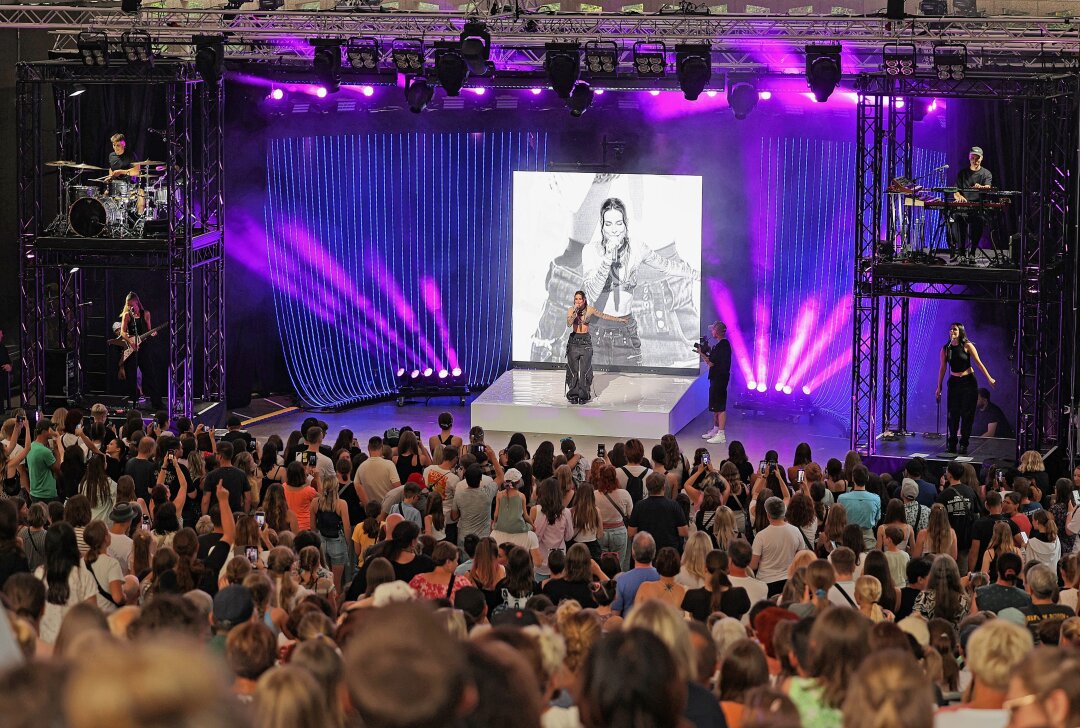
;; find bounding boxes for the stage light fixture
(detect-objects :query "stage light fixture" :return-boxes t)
[423,367,434,377]
[727,77,758,120]
[270,87,284,101]
[121,30,153,65]
[675,44,711,101]
[545,43,581,99]
[405,76,434,113]
[633,41,666,77]
[805,44,842,102]
[438,369,449,379]
[584,41,618,78]
[258,0,283,9]
[918,0,947,13]
[434,42,469,96]
[460,22,491,75]
[77,31,109,67]
[911,96,932,121]
[933,44,967,80]
[452,367,462,377]
[69,83,87,98]
[193,35,225,85]
[346,37,379,70]
[410,369,420,379]
[392,39,424,73]
[953,0,977,14]
[568,82,594,117]
[882,43,916,76]
[310,39,342,94]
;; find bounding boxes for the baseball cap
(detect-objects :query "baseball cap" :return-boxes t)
[901,479,919,501]
[969,146,984,158]
[109,502,142,523]
[504,468,522,484]
[213,585,254,625]
[490,607,540,628]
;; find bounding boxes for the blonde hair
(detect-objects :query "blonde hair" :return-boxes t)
[713,506,737,549]
[855,576,886,623]
[316,473,340,513]
[254,665,338,728]
[624,600,695,683]
[557,607,601,674]
[964,620,1033,691]
[51,407,68,433]
[681,532,712,585]
[927,504,952,555]
[1019,450,1045,472]
[788,549,817,579]
[842,649,935,728]
[987,520,1019,557]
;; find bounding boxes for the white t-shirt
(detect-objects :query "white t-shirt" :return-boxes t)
[83,479,118,523]
[295,449,334,482]
[934,708,1008,728]
[730,574,769,611]
[675,566,705,590]
[829,579,858,608]
[107,532,134,575]
[60,432,89,457]
[88,554,124,613]
[615,465,651,491]
[422,465,461,521]
[36,563,98,644]
[751,523,804,584]
[355,456,400,502]
[490,529,540,552]
[596,488,633,526]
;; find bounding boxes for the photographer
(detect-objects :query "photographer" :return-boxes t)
[699,321,732,445]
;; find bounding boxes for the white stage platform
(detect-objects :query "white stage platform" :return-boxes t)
[471,368,709,439]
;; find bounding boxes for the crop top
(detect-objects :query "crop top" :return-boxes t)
[944,342,971,373]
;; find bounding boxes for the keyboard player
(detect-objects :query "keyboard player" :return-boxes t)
[951,146,993,263]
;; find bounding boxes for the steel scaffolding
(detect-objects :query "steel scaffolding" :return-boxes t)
[15,60,226,419]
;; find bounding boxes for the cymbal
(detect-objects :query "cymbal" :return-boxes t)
[89,176,111,183]
[68,163,106,171]
[131,159,164,166]
[46,160,77,168]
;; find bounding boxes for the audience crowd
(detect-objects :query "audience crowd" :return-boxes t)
[1,403,1080,728]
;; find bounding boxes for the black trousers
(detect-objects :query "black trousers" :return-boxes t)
[123,348,162,409]
[566,333,593,402]
[947,373,978,451]
[953,214,985,255]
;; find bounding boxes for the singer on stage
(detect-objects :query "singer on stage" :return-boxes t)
[935,322,996,455]
[565,290,628,405]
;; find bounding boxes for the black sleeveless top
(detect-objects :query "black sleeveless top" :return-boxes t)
[944,342,971,373]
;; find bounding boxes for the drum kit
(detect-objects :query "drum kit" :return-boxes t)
[45,159,181,238]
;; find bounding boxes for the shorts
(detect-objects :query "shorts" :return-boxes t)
[709,377,729,413]
[322,535,348,567]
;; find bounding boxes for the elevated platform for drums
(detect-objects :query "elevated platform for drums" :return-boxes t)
[471,368,708,439]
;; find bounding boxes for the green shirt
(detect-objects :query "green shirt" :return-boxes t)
[26,441,57,500]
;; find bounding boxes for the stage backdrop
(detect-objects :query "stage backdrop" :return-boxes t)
[512,171,702,372]
[262,131,548,408]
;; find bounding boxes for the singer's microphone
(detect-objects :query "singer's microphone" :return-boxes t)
[933,164,950,172]
[147,127,167,136]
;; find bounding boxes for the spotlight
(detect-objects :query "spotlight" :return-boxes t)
[258,0,283,9]
[77,31,109,67]
[405,76,434,113]
[805,44,842,102]
[882,43,916,76]
[633,41,666,77]
[451,367,462,377]
[439,369,449,379]
[568,82,594,117]
[802,386,812,395]
[675,44,711,101]
[911,97,932,121]
[952,0,977,13]
[423,367,434,377]
[193,35,225,85]
[360,85,374,97]
[69,83,87,98]
[392,39,425,73]
[584,41,618,78]
[396,368,406,377]
[269,87,284,101]
[933,44,967,80]
[314,86,328,98]
[918,0,947,13]
[783,385,793,395]
[545,43,581,99]
[121,30,152,65]
[727,77,758,119]
[755,383,767,393]
[410,369,420,379]
[434,42,469,96]
[459,22,490,76]
[345,37,379,70]
[747,381,757,390]
[311,39,342,94]
[775,383,784,392]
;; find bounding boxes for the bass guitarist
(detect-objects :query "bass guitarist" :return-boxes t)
[118,291,163,409]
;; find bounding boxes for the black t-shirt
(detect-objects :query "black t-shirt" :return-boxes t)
[681,585,750,622]
[1021,603,1076,643]
[125,458,159,502]
[973,401,1013,439]
[221,430,254,453]
[542,578,598,607]
[198,532,224,561]
[708,340,732,381]
[937,484,978,550]
[108,151,136,173]
[204,466,250,514]
[338,479,364,530]
[969,513,1020,570]
[628,495,688,552]
[957,166,993,202]
[896,586,921,621]
[0,549,30,590]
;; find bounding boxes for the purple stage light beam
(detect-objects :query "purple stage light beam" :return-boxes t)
[420,276,461,371]
[368,260,445,371]
[753,300,771,392]
[802,346,852,393]
[774,300,818,390]
[785,297,852,389]
[706,279,755,387]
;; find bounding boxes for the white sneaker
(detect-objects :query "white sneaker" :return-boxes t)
[701,427,718,439]
[707,431,727,445]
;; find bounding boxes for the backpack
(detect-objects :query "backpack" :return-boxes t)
[621,466,649,504]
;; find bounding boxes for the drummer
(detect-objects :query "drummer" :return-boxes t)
[106,133,143,213]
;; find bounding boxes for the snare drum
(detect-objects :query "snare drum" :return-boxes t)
[69,196,125,237]
[69,185,98,202]
[109,179,132,198]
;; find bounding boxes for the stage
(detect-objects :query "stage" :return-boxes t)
[470,368,708,440]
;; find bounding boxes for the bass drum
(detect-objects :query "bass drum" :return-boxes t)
[69,185,99,202]
[69,196,125,237]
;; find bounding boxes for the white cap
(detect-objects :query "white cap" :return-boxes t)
[504,468,522,483]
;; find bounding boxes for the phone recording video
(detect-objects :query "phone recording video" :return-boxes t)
[255,510,266,528]
[306,452,317,467]
[702,452,710,466]
[759,460,767,475]
[597,443,606,458]
[246,547,259,565]
[797,470,805,484]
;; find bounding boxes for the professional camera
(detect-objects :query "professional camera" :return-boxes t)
[692,336,710,355]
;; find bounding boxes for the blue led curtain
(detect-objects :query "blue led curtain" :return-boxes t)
[264,131,548,408]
